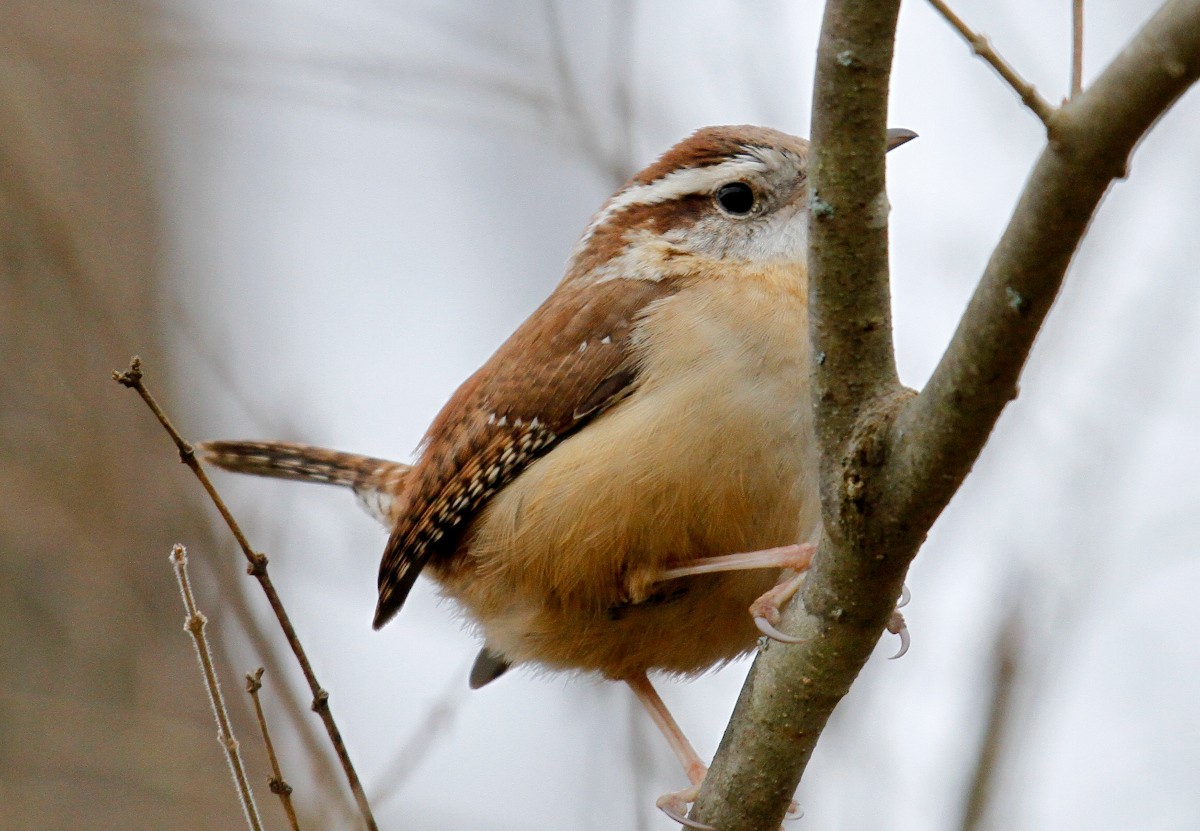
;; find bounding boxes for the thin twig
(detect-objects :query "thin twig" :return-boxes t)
[543,0,628,186]
[115,357,379,831]
[608,0,639,182]
[959,602,1023,831]
[892,0,1200,532]
[925,0,1057,126]
[170,545,264,831]
[370,668,467,813]
[247,668,302,831]
[209,538,359,822]
[1072,0,1085,98]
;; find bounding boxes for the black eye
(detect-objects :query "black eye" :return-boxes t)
[715,182,755,215]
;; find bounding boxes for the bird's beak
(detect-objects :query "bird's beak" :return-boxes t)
[886,128,919,152]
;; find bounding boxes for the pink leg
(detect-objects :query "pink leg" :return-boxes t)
[626,673,713,830]
[655,543,815,581]
[654,543,816,644]
[628,673,801,828]
[653,544,912,654]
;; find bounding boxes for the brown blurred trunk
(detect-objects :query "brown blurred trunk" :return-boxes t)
[0,4,252,828]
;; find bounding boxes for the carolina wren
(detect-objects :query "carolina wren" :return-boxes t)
[202,124,915,825]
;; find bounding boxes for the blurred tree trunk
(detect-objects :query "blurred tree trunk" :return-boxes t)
[0,4,250,828]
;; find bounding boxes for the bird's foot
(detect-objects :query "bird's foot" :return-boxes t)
[656,782,713,830]
[755,577,913,657]
[887,609,910,659]
[751,571,809,643]
[657,780,801,829]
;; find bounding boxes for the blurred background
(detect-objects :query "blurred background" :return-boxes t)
[3,1,1198,829]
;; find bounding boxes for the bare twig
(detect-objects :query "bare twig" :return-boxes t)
[370,669,467,812]
[959,604,1023,831]
[114,357,379,831]
[891,0,1200,530]
[1072,0,1085,98]
[247,668,302,831]
[543,0,629,186]
[170,545,264,831]
[210,540,358,822]
[608,0,638,181]
[925,0,1057,126]
[693,2,1200,829]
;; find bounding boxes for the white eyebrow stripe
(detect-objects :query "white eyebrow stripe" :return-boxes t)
[574,153,771,249]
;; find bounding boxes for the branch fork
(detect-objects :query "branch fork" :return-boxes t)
[690,2,1200,828]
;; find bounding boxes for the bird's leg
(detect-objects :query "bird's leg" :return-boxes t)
[625,673,713,830]
[653,543,816,643]
[627,672,801,828]
[652,543,912,653]
[654,543,815,582]
[748,570,810,642]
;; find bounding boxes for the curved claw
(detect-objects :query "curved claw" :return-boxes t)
[657,793,715,830]
[755,615,808,644]
[887,611,910,659]
[897,584,911,609]
[783,800,805,821]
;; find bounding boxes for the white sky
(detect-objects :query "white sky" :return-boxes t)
[147,1,1200,828]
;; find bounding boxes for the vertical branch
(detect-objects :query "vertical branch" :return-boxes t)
[690,4,906,829]
[807,0,905,459]
[170,545,263,831]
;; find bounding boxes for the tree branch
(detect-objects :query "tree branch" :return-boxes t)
[925,0,1056,125]
[691,3,904,829]
[693,2,1200,829]
[114,358,379,831]
[890,0,1200,534]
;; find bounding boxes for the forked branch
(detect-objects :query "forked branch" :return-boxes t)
[693,2,1200,829]
[115,358,378,831]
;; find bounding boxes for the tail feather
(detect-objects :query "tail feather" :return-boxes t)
[197,440,410,527]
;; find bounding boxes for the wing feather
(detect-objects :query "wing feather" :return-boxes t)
[372,277,682,627]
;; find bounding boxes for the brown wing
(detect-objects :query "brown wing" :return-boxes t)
[372,277,682,628]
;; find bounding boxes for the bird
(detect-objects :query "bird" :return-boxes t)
[201,124,916,826]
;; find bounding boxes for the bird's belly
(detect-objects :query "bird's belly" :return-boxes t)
[476,567,785,678]
[434,279,818,677]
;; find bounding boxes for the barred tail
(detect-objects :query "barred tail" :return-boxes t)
[197,440,409,527]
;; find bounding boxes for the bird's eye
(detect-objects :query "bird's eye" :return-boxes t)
[715,182,756,216]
